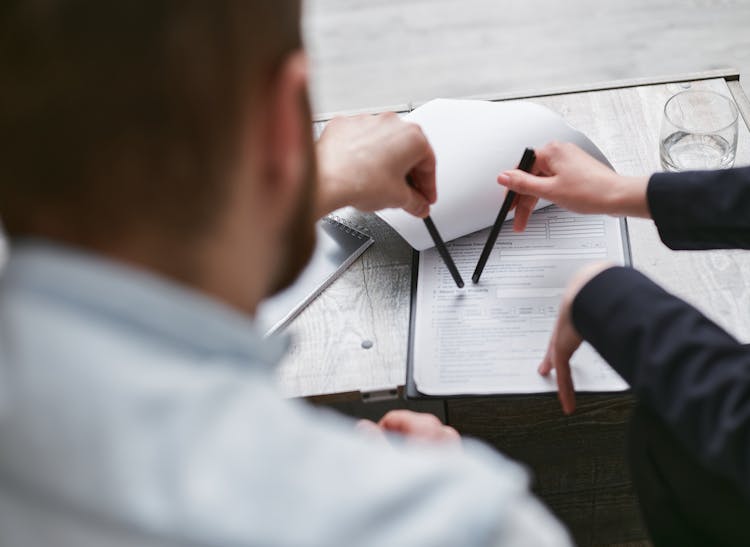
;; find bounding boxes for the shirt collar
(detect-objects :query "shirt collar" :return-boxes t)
[1,239,288,368]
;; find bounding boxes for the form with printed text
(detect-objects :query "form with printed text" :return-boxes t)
[411,205,630,396]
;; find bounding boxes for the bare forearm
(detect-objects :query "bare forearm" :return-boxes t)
[313,114,436,220]
[605,174,651,218]
[314,166,352,219]
[498,143,651,219]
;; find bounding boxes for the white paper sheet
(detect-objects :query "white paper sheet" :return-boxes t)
[413,205,629,396]
[376,99,610,250]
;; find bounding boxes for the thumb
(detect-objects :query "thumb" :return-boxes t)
[498,169,551,198]
[402,185,431,218]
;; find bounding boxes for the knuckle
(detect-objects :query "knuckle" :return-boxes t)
[325,116,343,129]
[424,414,442,426]
[509,172,526,187]
[444,426,460,437]
[381,410,399,422]
[517,202,533,213]
[405,122,426,142]
[420,414,443,431]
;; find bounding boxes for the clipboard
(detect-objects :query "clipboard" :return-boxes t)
[405,215,632,400]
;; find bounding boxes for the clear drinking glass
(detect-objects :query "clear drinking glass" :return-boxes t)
[659,89,738,171]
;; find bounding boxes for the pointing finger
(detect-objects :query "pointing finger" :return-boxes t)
[513,195,539,232]
[555,359,576,415]
[538,339,555,376]
[498,170,551,199]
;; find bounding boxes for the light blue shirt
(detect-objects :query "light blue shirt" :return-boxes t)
[0,241,570,546]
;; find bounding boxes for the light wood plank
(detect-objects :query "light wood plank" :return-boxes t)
[448,394,645,546]
[275,208,413,398]
[431,68,741,107]
[728,79,750,133]
[304,0,750,114]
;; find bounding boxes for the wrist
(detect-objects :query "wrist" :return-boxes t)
[607,174,651,218]
[314,161,353,219]
[314,180,341,219]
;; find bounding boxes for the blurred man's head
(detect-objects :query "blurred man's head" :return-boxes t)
[0,1,316,312]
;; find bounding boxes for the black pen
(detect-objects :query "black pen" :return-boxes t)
[423,216,464,288]
[472,148,536,284]
[408,176,464,288]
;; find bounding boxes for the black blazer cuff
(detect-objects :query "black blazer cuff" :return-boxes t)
[647,167,750,250]
[571,266,655,384]
[647,171,699,250]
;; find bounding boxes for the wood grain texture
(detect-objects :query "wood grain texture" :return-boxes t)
[533,77,750,344]
[304,0,750,114]
[448,394,643,546]
[419,69,743,109]
[728,79,750,139]
[275,208,414,398]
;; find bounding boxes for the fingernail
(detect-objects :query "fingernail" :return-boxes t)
[497,173,510,184]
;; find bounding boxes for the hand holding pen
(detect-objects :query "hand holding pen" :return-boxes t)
[472,148,537,284]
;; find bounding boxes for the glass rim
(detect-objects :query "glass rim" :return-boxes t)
[663,89,739,135]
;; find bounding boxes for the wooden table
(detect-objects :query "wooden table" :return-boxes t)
[276,69,750,546]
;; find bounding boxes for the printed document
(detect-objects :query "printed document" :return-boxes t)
[413,205,629,396]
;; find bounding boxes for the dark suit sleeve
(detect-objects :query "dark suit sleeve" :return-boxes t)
[648,166,750,249]
[572,266,750,499]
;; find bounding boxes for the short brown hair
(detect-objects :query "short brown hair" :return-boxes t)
[0,1,301,245]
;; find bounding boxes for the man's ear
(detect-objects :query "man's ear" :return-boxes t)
[258,50,310,213]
